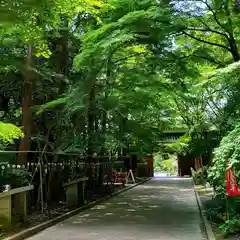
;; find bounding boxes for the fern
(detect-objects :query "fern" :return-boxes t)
[36,97,69,115]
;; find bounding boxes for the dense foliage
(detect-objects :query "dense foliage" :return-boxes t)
[1,0,240,233]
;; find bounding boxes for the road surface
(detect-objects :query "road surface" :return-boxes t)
[27,177,206,240]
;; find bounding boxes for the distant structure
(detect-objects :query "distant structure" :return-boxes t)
[162,129,193,176]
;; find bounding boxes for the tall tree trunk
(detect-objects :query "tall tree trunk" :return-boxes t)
[98,63,110,185]
[53,18,69,97]
[87,86,95,157]
[49,18,69,153]
[87,84,96,187]
[224,1,240,62]
[229,37,240,62]
[18,45,33,165]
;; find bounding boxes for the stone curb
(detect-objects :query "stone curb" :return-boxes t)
[4,177,152,240]
[192,179,216,240]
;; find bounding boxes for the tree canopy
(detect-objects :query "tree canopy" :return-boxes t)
[0,0,240,164]
[3,1,240,234]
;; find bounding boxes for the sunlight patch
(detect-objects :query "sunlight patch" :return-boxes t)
[91,205,107,210]
[104,212,114,216]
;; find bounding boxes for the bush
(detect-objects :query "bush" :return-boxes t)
[0,165,31,191]
[204,195,229,223]
[0,122,30,192]
[154,153,177,174]
[208,124,240,194]
[204,195,240,236]
[191,167,208,185]
[219,216,240,236]
[161,159,177,175]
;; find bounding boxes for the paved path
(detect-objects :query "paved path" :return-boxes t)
[27,178,207,240]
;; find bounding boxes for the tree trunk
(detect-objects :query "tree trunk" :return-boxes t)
[229,37,240,62]
[87,85,96,188]
[18,45,34,165]
[98,110,106,185]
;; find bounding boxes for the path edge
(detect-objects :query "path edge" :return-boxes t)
[192,179,216,240]
[4,177,152,240]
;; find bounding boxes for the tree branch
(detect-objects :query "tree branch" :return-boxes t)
[173,98,193,128]
[186,27,229,39]
[112,52,146,65]
[190,54,224,66]
[205,87,223,115]
[177,0,229,35]
[176,9,230,41]
[182,31,230,51]
[199,0,229,33]
[162,53,223,66]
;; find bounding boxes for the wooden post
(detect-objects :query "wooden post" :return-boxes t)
[12,192,27,222]
[39,159,44,213]
[0,185,33,228]
[78,182,85,205]
[226,196,229,220]
[0,195,11,227]
[65,184,78,207]
[146,156,153,177]
[63,178,88,207]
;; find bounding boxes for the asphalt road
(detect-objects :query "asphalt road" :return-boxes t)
[27,177,207,240]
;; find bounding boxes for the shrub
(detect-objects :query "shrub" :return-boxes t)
[204,195,229,223]
[204,195,240,236]
[0,122,29,191]
[208,124,240,194]
[219,216,240,236]
[191,166,208,185]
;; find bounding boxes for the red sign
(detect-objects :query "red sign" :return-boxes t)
[226,165,240,197]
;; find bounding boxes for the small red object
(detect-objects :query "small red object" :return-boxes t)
[111,171,127,183]
[226,163,240,197]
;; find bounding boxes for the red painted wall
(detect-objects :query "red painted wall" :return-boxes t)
[144,156,154,177]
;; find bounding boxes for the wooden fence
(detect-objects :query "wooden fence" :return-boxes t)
[0,152,149,215]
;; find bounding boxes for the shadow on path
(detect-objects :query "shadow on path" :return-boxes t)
[27,178,207,240]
